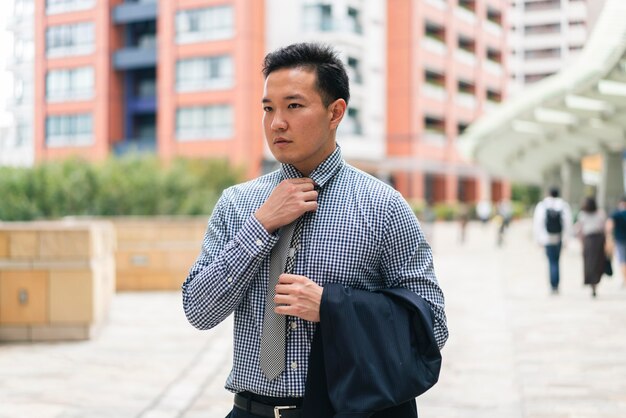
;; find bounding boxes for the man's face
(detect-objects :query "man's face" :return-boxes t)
[262,67,344,176]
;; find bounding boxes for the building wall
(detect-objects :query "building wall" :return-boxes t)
[387,0,509,203]
[26,0,512,204]
[3,0,35,167]
[508,0,599,95]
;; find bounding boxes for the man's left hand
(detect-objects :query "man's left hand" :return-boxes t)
[274,274,323,322]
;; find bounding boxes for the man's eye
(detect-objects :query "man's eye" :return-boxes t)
[263,106,273,112]
[287,103,302,109]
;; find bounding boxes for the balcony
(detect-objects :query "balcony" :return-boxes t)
[455,49,477,66]
[456,92,477,109]
[113,1,158,24]
[114,46,157,70]
[422,37,447,55]
[113,137,156,155]
[423,83,447,101]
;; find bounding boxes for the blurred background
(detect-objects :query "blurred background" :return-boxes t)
[0,0,625,417]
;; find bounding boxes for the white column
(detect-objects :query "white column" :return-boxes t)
[598,150,625,212]
[561,159,585,211]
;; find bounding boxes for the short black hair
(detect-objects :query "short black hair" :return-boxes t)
[262,42,350,107]
[549,187,560,198]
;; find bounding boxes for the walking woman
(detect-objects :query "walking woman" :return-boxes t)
[575,197,607,298]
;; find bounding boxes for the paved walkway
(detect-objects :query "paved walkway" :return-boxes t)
[1,220,625,418]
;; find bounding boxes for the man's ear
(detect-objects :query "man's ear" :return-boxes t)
[328,99,347,130]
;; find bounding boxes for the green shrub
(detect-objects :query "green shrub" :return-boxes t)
[0,157,243,221]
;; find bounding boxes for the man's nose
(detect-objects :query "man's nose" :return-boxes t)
[271,111,287,130]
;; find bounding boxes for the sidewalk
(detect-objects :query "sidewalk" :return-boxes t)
[1,220,625,417]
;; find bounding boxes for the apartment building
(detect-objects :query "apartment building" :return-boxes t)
[24,0,511,203]
[508,0,601,94]
[384,0,509,202]
[2,0,35,167]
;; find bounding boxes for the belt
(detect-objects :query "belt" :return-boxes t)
[234,393,302,418]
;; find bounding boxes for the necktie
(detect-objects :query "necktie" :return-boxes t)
[259,217,304,381]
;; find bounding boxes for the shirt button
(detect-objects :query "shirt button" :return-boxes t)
[290,321,297,330]
[291,361,298,370]
[227,277,233,283]
[255,238,263,247]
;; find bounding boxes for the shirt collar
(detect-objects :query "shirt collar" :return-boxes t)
[280,146,344,188]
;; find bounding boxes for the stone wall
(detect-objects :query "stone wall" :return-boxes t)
[0,221,116,342]
[112,217,207,291]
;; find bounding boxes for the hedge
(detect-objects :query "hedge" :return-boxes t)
[0,156,243,221]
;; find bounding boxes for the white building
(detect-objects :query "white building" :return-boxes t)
[264,0,386,165]
[1,0,34,167]
[508,0,604,97]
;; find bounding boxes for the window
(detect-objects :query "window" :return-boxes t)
[525,23,560,35]
[303,4,333,32]
[487,7,502,26]
[176,6,234,44]
[46,114,93,147]
[486,89,502,102]
[524,48,561,59]
[458,36,476,53]
[46,22,95,57]
[525,0,560,11]
[46,0,95,15]
[487,47,502,63]
[46,67,94,102]
[176,55,234,92]
[346,7,362,34]
[425,70,445,86]
[176,105,233,140]
[347,57,362,84]
[338,107,362,136]
[425,21,445,42]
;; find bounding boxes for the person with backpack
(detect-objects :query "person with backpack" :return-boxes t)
[533,187,573,294]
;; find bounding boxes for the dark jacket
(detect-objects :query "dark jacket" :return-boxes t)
[302,284,442,418]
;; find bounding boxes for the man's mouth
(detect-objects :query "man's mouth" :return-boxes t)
[273,137,291,144]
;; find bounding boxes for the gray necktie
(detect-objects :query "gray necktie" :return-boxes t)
[259,217,303,381]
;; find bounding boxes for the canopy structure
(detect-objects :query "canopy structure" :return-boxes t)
[460,0,626,209]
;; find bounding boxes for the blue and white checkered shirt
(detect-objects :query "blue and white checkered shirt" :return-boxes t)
[182,146,448,398]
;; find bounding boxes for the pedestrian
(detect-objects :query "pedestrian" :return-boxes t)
[458,203,469,243]
[476,200,492,225]
[496,199,513,247]
[533,186,573,294]
[606,196,626,288]
[182,43,448,418]
[574,197,606,298]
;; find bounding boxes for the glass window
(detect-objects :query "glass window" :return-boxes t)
[303,4,333,32]
[46,22,95,58]
[176,55,234,92]
[176,105,233,141]
[46,67,94,101]
[46,114,93,147]
[176,6,234,44]
[46,0,95,15]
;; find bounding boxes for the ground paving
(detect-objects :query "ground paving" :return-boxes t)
[1,220,625,418]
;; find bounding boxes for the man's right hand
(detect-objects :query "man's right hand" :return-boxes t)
[254,178,318,234]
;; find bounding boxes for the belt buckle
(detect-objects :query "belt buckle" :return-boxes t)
[274,405,296,418]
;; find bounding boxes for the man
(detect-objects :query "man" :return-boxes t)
[606,196,626,287]
[182,43,447,417]
[533,187,573,294]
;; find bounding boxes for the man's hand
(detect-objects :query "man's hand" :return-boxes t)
[274,274,323,322]
[255,178,318,234]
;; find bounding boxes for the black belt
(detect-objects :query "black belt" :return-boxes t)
[234,393,302,418]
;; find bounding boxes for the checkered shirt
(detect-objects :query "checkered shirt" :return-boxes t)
[182,146,448,398]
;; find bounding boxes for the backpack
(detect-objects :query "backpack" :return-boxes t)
[545,208,563,233]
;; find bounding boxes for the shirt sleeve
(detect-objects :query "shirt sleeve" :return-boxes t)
[182,192,278,330]
[379,194,449,349]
